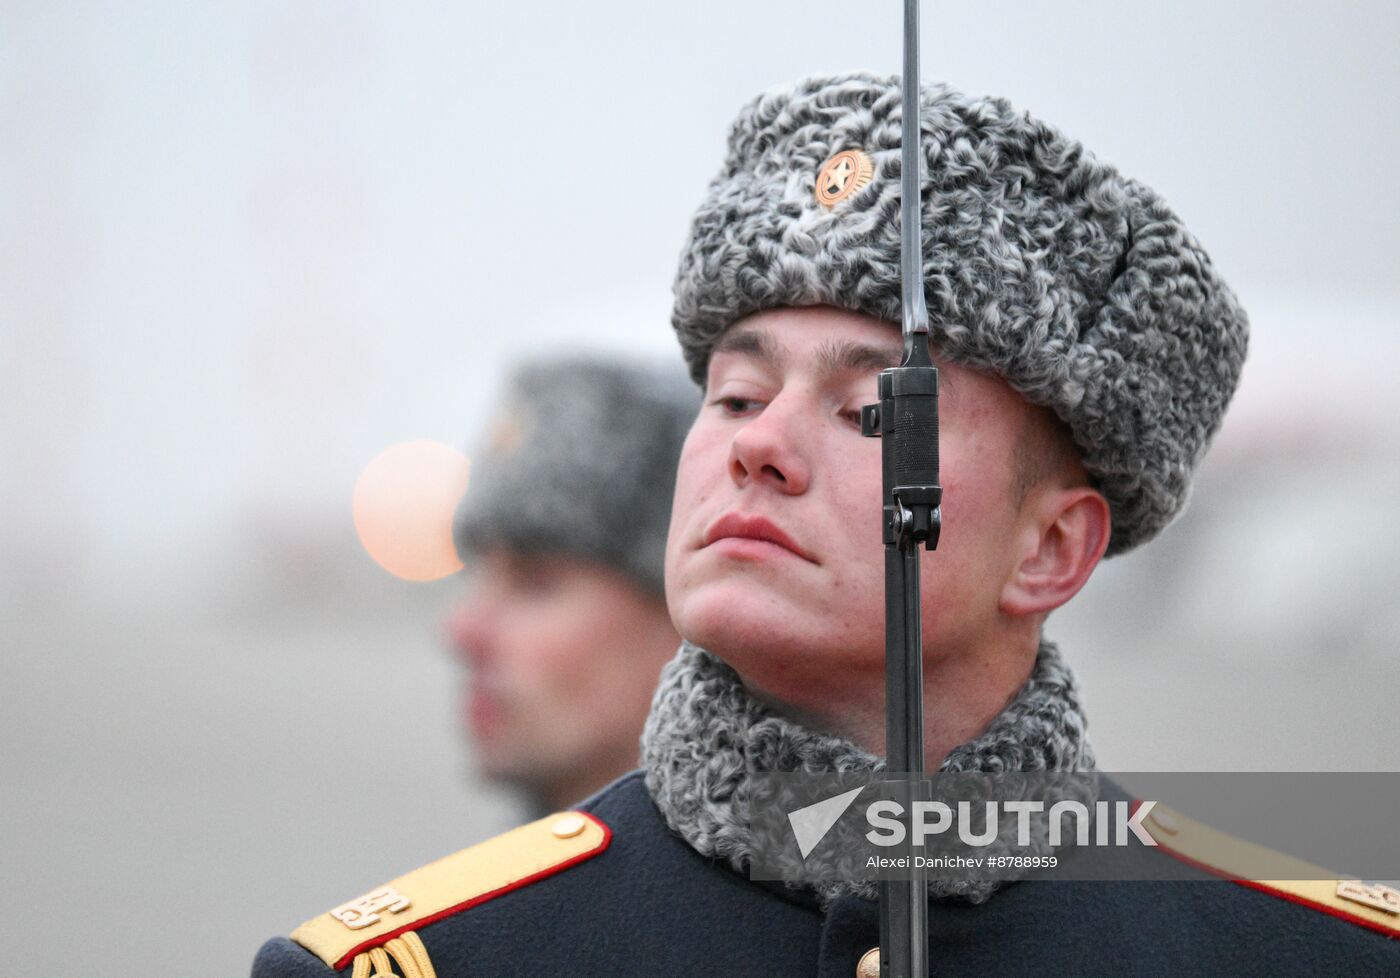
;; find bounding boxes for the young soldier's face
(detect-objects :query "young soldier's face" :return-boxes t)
[665,306,1036,676]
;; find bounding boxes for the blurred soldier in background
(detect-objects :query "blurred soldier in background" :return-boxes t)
[444,358,697,816]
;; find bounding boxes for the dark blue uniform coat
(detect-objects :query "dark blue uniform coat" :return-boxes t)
[254,771,1400,977]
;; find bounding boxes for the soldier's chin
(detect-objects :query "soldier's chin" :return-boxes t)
[478,759,546,800]
[673,581,820,662]
[475,754,513,785]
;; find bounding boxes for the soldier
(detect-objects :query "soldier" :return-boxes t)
[446,358,695,816]
[253,76,1399,977]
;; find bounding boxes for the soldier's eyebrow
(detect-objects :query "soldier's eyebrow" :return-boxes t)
[814,338,901,380]
[710,325,952,393]
[712,326,783,368]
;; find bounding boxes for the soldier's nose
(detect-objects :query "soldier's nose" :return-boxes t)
[443,605,493,664]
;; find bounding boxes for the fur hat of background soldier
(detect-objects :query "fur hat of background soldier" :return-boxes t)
[453,357,698,596]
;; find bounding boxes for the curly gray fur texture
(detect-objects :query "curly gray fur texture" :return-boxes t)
[641,639,1095,905]
[671,73,1249,556]
[453,358,698,596]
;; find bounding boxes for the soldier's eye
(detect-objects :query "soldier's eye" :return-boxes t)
[713,396,760,415]
[505,555,564,595]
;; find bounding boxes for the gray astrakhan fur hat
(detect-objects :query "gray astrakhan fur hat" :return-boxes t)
[453,358,698,595]
[672,73,1249,556]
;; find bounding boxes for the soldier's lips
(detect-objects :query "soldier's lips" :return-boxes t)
[702,513,817,563]
[705,536,810,562]
[466,686,505,740]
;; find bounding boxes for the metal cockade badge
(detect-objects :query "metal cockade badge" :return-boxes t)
[815,149,875,209]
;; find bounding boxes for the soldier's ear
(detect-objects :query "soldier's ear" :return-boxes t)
[998,486,1110,618]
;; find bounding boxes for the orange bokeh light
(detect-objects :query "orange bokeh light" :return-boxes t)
[352,440,472,582]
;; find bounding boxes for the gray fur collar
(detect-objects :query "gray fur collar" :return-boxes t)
[641,639,1095,905]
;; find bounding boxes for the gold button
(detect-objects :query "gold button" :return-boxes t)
[1148,808,1180,836]
[856,946,881,978]
[551,813,587,839]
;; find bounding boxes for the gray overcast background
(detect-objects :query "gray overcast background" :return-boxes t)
[3,1,1398,974]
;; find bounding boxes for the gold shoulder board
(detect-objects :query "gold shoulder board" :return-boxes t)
[1143,803,1400,939]
[291,811,610,971]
